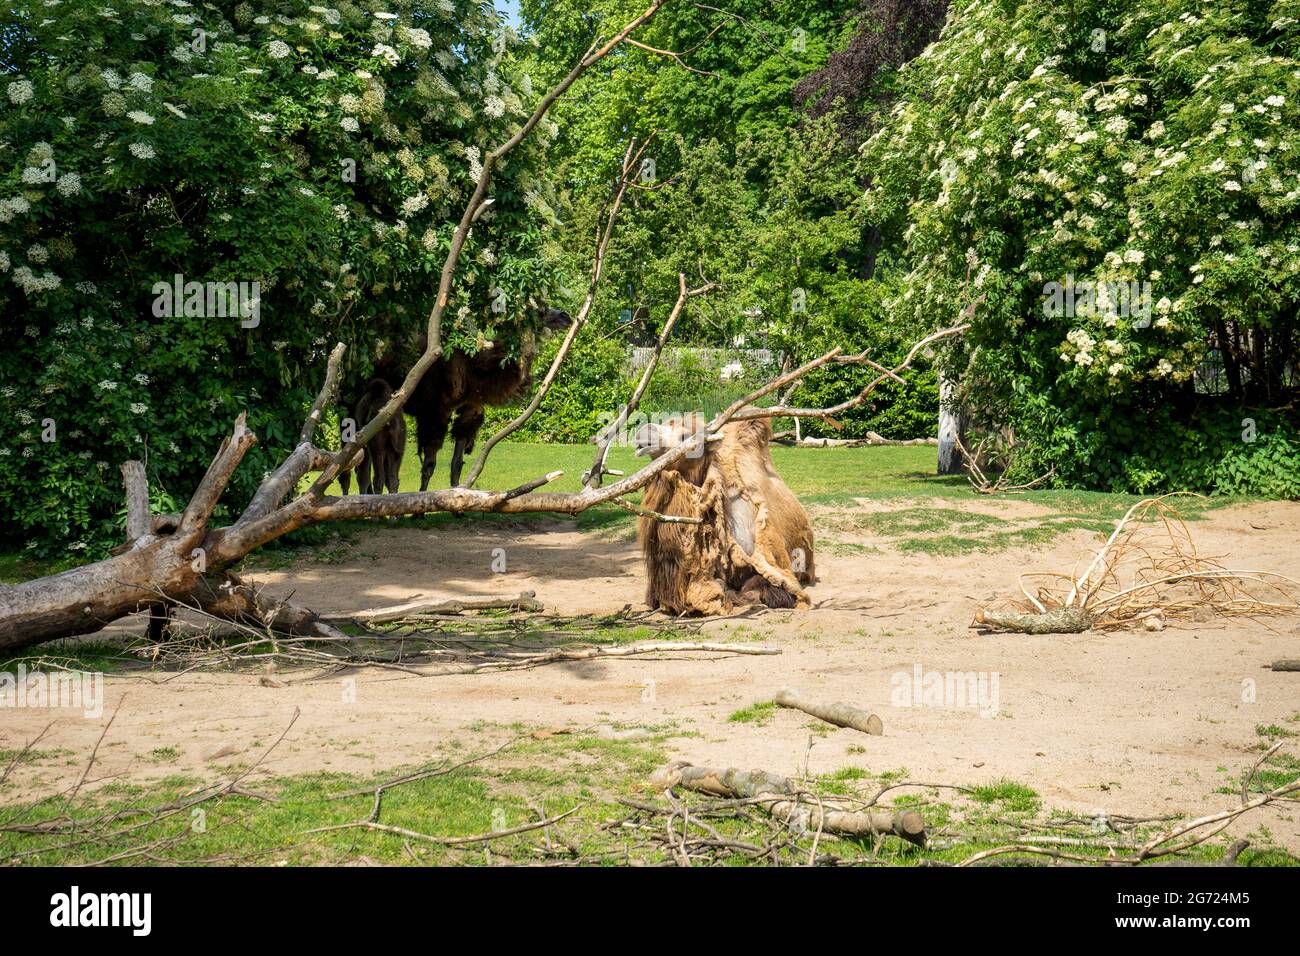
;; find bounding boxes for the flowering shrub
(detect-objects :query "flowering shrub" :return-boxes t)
[861,0,1300,493]
[0,0,564,553]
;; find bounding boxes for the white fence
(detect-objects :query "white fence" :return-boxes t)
[627,346,777,371]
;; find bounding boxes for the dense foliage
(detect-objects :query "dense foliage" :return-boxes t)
[861,0,1300,495]
[512,0,939,441]
[0,0,563,553]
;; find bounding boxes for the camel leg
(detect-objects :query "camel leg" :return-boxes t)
[385,448,401,495]
[418,413,449,491]
[357,446,373,495]
[449,407,484,488]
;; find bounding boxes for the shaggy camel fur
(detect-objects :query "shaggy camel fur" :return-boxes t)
[633,413,816,615]
[411,308,571,489]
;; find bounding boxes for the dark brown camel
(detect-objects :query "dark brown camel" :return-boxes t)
[412,308,571,490]
[340,357,405,496]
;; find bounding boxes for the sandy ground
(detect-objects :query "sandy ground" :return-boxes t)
[4,497,1300,852]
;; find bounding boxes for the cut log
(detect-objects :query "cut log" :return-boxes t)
[649,762,925,846]
[974,607,1093,634]
[1271,660,1300,672]
[774,687,883,735]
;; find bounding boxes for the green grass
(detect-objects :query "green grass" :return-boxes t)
[4,740,1290,867]
[971,779,1042,814]
[1,438,1248,580]
[727,701,777,725]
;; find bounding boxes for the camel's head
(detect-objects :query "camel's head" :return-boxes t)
[633,413,708,460]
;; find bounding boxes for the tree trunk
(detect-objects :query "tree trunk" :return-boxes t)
[937,369,967,475]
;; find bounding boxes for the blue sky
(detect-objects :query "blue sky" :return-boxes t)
[496,0,522,27]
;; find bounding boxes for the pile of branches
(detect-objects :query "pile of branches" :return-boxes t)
[976,494,1300,634]
[64,589,781,681]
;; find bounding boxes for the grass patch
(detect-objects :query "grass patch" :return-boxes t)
[970,779,1041,814]
[728,701,777,725]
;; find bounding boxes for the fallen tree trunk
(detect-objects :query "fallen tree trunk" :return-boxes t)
[973,607,1094,634]
[649,762,926,846]
[774,687,883,735]
[1271,659,1300,672]
[772,431,937,448]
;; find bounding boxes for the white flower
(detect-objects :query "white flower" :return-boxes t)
[129,72,153,92]
[1123,249,1145,264]
[127,110,155,125]
[27,243,48,264]
[56,171,82,196]
[400,26,432,50]
[371,43,400,67]
[341,116,359,132]
[129,403,148,415]
[8,79,35,104]
[1155,359,1173,377]
[401,193,428,216]
[129,142,156,160]
[1264,95,1285,108]
[333,204,349,220]
[268,40,291,59]
[1108,362,1124,377]
[1223,180,1241,191]
[484,95,505,118]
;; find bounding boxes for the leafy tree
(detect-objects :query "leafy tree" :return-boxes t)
[0,0,564,553]
[861,0,1300,495]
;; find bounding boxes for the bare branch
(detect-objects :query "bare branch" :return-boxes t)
[462,137,653,488]
[584,272,715,488]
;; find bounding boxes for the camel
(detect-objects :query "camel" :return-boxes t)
[350,377,406,495]
[339,357,405,496]
[633,412,816,615]
[411,307,571,489]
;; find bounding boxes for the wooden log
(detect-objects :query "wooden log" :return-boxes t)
[649,762,925,846]
[1271,660,1300,672]
[774,687,883,735]
[974,607,1093,634]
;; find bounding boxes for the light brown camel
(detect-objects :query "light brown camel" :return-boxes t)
[633,412,816,615]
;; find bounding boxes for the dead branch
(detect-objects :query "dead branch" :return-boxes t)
[338,591,544,625]
[973,494,1300,634]
[584,272,715,488]
[649,762,926,846]
[773,432,938,447]
[463,137,655,488]
[774,687,884,735]
[305,806,582,847]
